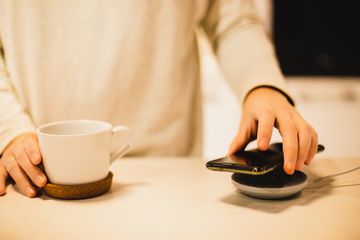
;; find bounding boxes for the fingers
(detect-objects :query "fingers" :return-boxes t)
[228,117,257,155]
[305,130,318,165]
[16,151,47,187]
[232,110,318,175]
[278,111,319,174]
[277,113,298,175]
[295,123,312,170]
[257,113,275,151]
[5,155,37,197]
[23,135,42,165]
[0,164,8,195]
[238,87,319,174]
[0,133,45,197]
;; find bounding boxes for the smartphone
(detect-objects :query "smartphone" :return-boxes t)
[206,143,325,175]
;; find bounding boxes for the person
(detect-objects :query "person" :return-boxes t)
[0,0,317,197]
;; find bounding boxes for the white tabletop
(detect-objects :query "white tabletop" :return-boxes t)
[1,156,360,240]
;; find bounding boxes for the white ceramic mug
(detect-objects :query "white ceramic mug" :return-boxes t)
[37,120,133,185]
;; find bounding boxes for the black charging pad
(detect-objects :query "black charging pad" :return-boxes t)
[232,169,308,200]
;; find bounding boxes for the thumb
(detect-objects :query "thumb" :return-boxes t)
[227,118,255,155]
[0,164,8,195]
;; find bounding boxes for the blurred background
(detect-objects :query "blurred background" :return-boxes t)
[201,0,360,159]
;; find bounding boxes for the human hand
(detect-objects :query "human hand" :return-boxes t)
[228,87,318,175]
[0,133,47,197]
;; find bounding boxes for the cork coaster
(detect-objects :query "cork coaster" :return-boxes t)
[43,172,113,200]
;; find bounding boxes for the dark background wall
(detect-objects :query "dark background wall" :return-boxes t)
[273,0,360,76]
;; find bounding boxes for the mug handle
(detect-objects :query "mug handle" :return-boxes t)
[110,126,133,164]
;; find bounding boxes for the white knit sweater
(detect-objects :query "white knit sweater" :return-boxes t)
[0,0,289,156]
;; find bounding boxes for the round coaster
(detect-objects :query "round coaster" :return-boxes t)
[232,169,308,200]
[43,172,113,200]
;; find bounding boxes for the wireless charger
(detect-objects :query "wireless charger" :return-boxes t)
[206,143,324,200]
[231,169,308,200]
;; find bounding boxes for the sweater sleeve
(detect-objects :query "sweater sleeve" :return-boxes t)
[201,0,294,105]
[0,42,36,155]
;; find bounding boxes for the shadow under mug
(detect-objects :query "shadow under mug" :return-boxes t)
[37,120,133,185]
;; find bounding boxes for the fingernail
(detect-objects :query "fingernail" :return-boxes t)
[286,162,294,174]
[259,138,268,149]
[0,186,5,195]
[27,186,36,196]
[31,153,40,162]
[36,174,46,185]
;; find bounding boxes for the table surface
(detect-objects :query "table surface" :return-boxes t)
[1,156,360,240]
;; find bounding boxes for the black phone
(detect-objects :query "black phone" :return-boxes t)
[206,143,325,175]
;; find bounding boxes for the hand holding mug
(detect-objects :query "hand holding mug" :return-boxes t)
[0,120,133,197]
[0,133,47,197]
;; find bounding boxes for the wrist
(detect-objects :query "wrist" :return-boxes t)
[244,85,295,106]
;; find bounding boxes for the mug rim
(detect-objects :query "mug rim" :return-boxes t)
[37,119,113,137]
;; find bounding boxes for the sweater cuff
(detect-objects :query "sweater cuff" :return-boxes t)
[243,84,296,106]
